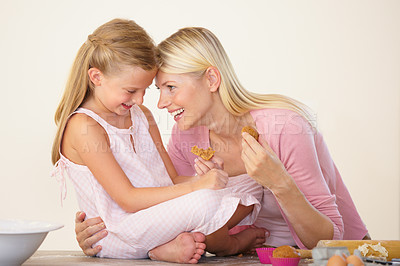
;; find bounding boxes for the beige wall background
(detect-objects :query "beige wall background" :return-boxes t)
[0,0,399,250]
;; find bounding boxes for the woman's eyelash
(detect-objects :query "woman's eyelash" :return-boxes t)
[153,85,174,90]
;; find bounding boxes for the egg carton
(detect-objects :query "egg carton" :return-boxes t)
[311,246,349,266]
[310,247,400,266]
[364,258,400,265]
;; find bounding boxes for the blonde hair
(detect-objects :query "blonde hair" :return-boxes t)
[156,27,315,126]
[51,18,157,164]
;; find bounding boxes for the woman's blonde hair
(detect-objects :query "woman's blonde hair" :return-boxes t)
[156,27,315,126]
[52,18,157,164]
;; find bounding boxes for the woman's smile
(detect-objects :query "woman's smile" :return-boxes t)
[170,108,185,121]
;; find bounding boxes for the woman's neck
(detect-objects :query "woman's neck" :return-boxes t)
[201,98,255,139]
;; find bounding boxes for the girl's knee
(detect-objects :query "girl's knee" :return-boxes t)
[191,189,222,206]
[185,189,223,219]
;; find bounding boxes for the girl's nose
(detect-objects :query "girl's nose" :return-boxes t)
[133,91,145,105]
[135,96,144,105]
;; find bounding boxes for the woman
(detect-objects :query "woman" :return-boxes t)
[75,26,369,255]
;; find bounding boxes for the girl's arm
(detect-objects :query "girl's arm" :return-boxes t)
[139,105,202,184]
[241,130,342,249]
[66,113,228,213]
[169,175,199,184]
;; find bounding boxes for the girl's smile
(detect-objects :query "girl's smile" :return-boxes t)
[86,66,157,119]
[122,103,133,110]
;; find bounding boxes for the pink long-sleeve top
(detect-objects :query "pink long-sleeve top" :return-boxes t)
[167,108,368,249]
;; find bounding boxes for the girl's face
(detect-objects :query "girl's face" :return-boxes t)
[155,71,214,131]
[93,66,156,116]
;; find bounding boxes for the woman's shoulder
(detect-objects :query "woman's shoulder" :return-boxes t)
[250,108,315,136]
[250,108,311,124]
[250,108,304,121]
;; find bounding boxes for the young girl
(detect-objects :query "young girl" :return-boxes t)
[51,18,266,263]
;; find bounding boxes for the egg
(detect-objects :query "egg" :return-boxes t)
[346,254,364,266]
[327,255,347,266]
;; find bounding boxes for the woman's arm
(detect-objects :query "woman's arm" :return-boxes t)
[67,113,228,213]
[75,212,106,256]
[241,131,341,249]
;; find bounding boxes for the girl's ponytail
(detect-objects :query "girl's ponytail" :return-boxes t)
[51,42,94,164]
[52,19,156,164]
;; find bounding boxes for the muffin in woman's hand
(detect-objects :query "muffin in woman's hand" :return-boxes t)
[270,245,301,266]
[241,126,259,141]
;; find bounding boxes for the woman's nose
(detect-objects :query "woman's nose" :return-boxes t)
[157,90,171,109]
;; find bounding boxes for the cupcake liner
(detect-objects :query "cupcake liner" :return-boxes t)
[269,256,301,266]
[256,247,276,264]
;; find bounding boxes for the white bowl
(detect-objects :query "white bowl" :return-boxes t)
[0,219,63,266]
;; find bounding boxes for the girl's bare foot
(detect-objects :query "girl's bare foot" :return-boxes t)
[148,232,206,264]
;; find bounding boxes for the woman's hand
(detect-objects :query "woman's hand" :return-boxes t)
[193,168,229,191]
[242,132,336,248]
[194,156,224,175]
[75,211,107,256]
[241,132,292,193]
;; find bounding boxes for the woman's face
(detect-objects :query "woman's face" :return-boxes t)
[155,71,214,131]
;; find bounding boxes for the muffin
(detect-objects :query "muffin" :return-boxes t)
[191,145,215,160]
[270,245,301,266]
[241,126,259,141]
[273,245,300,258]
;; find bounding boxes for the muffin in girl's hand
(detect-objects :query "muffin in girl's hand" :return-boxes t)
[191,146,215,160]
[270,245,301,266]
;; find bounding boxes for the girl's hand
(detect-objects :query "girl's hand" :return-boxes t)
[75,211,107,256]
[241,132,291,192]
[194,156,224,175]
[194,168,229,190]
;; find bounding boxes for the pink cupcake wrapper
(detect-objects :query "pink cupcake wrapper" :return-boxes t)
[269,257,301,266]
[256,247,276,264]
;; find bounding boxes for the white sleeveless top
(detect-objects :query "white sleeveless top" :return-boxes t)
[55,106,173,224]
